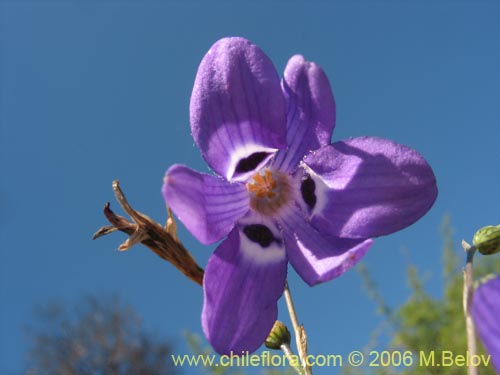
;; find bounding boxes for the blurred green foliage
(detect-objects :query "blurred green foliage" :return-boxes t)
[343,216,500,375]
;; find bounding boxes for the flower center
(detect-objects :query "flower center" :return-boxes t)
[247,169,277,198]
[247,169,291,216]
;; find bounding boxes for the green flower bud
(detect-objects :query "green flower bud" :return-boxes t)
[473,225,500,255]
[265,321,291,350]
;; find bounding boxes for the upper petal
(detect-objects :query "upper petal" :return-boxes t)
[273,55,336,173]
[301,137,438,239]
[162,164,249,244]
[190,37,287,182]
[202,221,287,354]
[280,208,372,286]
[472,275,500,373]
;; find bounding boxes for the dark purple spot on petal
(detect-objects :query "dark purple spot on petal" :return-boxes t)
[301,175,316,208]
[243,224,277,247]
[235,152,270,174]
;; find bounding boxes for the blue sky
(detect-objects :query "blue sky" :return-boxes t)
[1,1,499,374]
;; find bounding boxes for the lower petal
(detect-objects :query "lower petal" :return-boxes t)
[280,209,372,286]
[202,224,287,355]
[301,137,438,239]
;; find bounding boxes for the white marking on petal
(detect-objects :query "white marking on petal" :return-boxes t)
[238,214,286,265]
[239,234,286,265]
[298,163,329,218]
[226,143,278,182]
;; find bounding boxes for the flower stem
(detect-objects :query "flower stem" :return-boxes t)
[283,281,312,375]
[280,343,306,375]
[462,240,478,375]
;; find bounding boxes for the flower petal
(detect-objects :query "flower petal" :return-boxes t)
[202,223,287,354]
[472,275,500,373]
[280,208,372,286]
[301,137,438,239]
[162,164,249,244]
[273,55,336,173]
[190,37,287,182]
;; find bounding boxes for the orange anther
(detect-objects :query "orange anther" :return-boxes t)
[247,169,278,199]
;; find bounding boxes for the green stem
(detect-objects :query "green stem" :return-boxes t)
[283,281,312,375]
[280,343,306,375]
[462,240,478,375]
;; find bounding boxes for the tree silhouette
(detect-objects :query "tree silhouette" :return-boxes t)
[25,295,175,375]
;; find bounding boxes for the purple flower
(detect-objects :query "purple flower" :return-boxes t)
[162,37,437,355]
[472,275,500,373]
